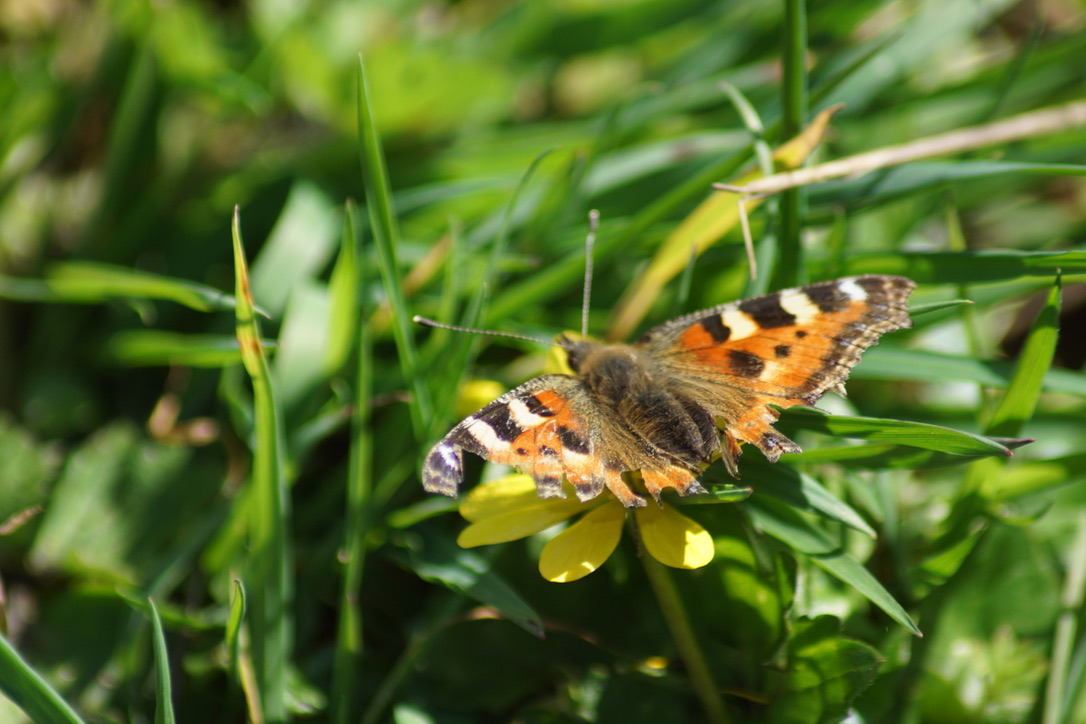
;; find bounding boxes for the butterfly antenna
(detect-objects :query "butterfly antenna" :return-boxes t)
[581,209,599,339]
[412,316,566,349]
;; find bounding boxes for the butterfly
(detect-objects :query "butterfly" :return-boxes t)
[422,275,915,508]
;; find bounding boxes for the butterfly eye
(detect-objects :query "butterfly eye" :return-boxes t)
[565,346,584,373]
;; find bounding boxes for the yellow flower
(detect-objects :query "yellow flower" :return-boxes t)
[457,474,715,582]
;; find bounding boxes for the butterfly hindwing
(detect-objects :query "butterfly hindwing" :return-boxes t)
[423,375,635,504]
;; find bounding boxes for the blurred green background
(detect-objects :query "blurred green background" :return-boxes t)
[1,0,1086,722]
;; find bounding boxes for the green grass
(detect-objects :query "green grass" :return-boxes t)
[2,1,1086,722]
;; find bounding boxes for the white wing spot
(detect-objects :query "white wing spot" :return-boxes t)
[838,278,868,301]
[438,444,459,468]
[507,398,549,428]
[465,421,508,452]
[720,309,760,340]
[778,290,821,324]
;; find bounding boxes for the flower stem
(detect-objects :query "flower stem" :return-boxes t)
[637,524,732,724]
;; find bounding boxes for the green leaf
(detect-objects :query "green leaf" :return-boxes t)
[107,331,248,367]
[738,459,876,537]
[232,208,292,721]
[0,416,58,526]
[782,408,1011,457]
[0,634,85,724]
[323,201,361,378]
[28,423,217,582]
[357,55,430,437]
[745,496,919,635]
[0,262,239,312]
[837,249,1086,284]
[985,274,1061,437]
[399,529,543,639]
[856,347,1086,397]
[249,182,339,317]
[148,599,176,724]
[768,615,883,724]
[809,160,1086,209]
[225,580,246,678]
[796,442,1022,470]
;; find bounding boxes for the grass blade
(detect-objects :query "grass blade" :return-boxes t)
[0,262,240,312]
[857,346,1086,397]
[332,204,372,724]
[607,106,841,340]
[986,274,1061,437]
[148,598,176,724]
[772,0,809,289]
[782,409,1011,457]
[0,634,84,724]
[232,208,292,722]
[745,495,920,635]
[356,55,431,437]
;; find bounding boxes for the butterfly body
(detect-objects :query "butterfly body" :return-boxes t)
[423,275,915,508]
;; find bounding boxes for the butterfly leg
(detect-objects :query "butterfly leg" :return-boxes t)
[641,466,707,504]
[599,469,646,508]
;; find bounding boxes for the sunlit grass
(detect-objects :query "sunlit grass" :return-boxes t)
[1,2,1085,722]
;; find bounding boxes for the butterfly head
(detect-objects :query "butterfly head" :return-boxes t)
[555,333,599,373]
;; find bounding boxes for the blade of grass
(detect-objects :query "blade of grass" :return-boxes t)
[484,145,755,329]
[425,148,562,438]
[0,633,84,723]
[607,105,841,340]
[838,249,1086,283]
[772,0,809,290]
[0,262,240,312]
[107,331,247,367]
[232,207,292,722]
[226,579,246,679]
[745,496,920,635]
[985,273,1061,438]
[323,200,362,378]
[148,598,176,724]
[332,204,372,724]
[356,55,431,438]
[795,442,1022,470]
[781,409,1011,457]
[1044,511,1086,724]
[808,160,1086,211]
[856,346,1086,397]
[726,100,1086,198]
[719,82,772,291]
[741,463,877,538]
[88,43,156,260]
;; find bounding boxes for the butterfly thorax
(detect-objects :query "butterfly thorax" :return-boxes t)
[563,339,720,471]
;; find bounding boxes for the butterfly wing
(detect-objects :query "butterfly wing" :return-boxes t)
[638,275,915,471]
[422,375,639,505]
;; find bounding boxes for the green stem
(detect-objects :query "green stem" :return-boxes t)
[637,524,731,724]
[1044,510,1086,724]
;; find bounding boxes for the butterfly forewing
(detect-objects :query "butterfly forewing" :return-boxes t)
[639,275,915,463]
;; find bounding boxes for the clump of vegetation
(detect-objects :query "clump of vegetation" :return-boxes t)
[1,1,1085,722]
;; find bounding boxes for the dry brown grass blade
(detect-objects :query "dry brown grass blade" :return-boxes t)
[715,100,1086,198]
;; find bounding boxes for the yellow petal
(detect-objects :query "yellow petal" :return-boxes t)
[539,501,626,583]
[456,379,507,418]
[635,504,714,570]
[460,474,584,523]
[458,502,585,548]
